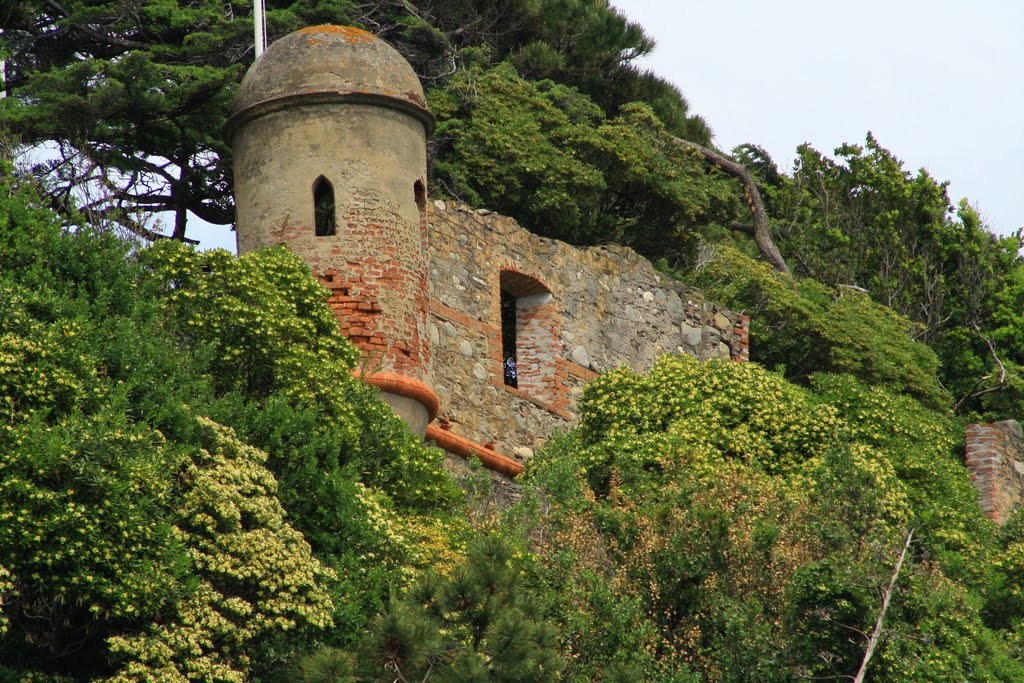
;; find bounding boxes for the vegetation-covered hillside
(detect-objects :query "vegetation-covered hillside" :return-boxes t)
[4,0,1024,680]
[4,150,1024,680]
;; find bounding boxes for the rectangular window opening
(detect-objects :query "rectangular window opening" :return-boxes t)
[501,289,518,387]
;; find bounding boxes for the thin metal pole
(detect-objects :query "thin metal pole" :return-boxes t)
[1,29,7,99]
[254,0,266,59]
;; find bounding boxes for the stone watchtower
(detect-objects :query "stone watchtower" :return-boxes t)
[224,25,438,434]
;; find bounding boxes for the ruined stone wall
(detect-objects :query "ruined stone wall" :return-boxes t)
[426,201,749,468]
[965,420,1024,524]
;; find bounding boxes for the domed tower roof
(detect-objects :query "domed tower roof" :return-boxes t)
[225,25,435,141]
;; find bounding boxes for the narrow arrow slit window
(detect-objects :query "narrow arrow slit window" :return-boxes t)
[314,176,336,237]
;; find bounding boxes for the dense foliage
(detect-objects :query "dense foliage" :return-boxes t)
[430,64,735,255]
[689,245,948,409]
[5,1,1024,680]
[6,119,1024,681]
[0,165,461,680]
[301,535,566,682]
[517,356,1020,681]
[733,135,1024,419]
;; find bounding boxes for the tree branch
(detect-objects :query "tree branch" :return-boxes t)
[837,283,870,295]
[40,0,146,49]
[953,326,1009,413]
[84,206,198,244]
[853,529,914,683]
[671,136,791,275]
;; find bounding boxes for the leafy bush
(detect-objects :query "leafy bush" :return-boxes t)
[106,417,335,681]
[302,535,565,683]
[520,354,1017,680]
[430,64,735,260]
[690,245,949,409]
[577,355,840,479]
[809,373,990,580]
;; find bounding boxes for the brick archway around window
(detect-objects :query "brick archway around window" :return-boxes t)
[499,269,562,407]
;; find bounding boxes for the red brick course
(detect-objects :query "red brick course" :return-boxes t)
[425,423,523,478]
[732,314,750,362]
[964,421,1024,524]
[317,257,430,381]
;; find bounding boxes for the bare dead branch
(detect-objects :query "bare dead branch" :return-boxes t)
[853,529,914,683]
[953,326,1009,413]
[837,284,870,294]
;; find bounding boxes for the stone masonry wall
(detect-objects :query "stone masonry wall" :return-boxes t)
[965,420,1024,524]
[426,200,749,470]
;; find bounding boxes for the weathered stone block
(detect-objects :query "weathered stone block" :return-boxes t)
[571,345,591,368]
[680,322,703,347]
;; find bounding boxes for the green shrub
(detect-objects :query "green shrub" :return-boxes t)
[578,355,840,479]
[430,64,734,260]
[689,245,949,409]
[523,353,1015,680]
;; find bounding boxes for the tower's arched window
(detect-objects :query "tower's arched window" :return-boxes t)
[414,179,426,213]
[314,176,336,237]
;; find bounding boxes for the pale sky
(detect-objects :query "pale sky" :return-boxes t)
[611,0,1024,237]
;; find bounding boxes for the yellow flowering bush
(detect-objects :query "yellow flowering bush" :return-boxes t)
[106,417,335,681]
[0,285,100,424]
[810,372,990,580]
[136,240,461,645]
[523,350,1011,680]
[0,565,12,637]
[138,242,360,410]
[0,409,187,665]
[578,355,841,482]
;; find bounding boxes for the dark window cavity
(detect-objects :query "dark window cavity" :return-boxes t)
[314,176,336,237]
[501,289,518,387]
[414,179,426,213]
[499,270,555,399]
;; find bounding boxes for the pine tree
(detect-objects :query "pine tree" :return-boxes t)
[302,535,563,682]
